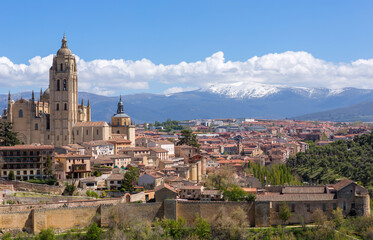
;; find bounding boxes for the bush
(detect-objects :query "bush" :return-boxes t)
[86,223,103,240]
[36,229,56,240]
[8,171,15,181]
[279,202,292,224]
[194,216,211,240]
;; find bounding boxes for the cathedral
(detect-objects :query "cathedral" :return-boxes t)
[1,35,135,147]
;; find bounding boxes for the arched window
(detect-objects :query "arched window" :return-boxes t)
[19,109,23,118]
[57,80,60,91]
[64,103,67,110]
[117,130,120,134]
[60,63,63,71]
[35,123,38,130]
[56,104,59,111]
[63,80,67,91]
[97,129,99,135]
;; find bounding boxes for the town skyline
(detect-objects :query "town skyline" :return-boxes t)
[1,1,373,96]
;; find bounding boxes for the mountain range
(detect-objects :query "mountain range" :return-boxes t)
[1,84,373,123]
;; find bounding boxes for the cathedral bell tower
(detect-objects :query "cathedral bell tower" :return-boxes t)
[49,35,78,146]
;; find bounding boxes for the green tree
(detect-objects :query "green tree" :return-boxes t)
[43,154,53,178]
[8,170,15,180]
[36,229,56,240]
[205,165,236,190]
[176,129,200,148]
[331,207,344,229]
[121,166,139,192]
[1,233,12,240]
[0,122,20,146]
[247,193,256,202]
[279,202,292,224]
[64,183,76,195]
[86,223,103,240]
[223,185,247,201]
[194,216,211,240]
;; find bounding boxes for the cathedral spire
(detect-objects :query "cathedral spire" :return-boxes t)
[61,34,67,48]
[81,98,84,106]
[117,95,124,114]
[87,99,90,107]
[32,90,35,102]
[40,88,43,99]
[8,91,11,101]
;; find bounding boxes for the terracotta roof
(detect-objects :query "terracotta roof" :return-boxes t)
[332,178,354,191]
[74,121,108,127]
[0,145,54,150]
[154,183,178,193]
[107,174,124,181]
[256,194,335,202]
[180,185,204,190]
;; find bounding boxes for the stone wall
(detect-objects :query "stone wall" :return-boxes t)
[0,180,65,195]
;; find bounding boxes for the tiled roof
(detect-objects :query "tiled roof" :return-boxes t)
[256,194,335,202]
[154,183,178,193]
[107,174,124,181]
[332,178,354,191]
[74,121,108,127]
[0,145,54,150]
[282,186,325,194]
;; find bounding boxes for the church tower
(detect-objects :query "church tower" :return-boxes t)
[49,35,78,146]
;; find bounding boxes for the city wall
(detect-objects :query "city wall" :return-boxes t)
[0,200,256,233]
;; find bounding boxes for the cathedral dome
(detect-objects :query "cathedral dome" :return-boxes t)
[57,34,72,56]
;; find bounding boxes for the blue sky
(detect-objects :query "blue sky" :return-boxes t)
[1,1,373,95]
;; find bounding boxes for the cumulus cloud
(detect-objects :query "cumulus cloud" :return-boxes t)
[1,51,373,95]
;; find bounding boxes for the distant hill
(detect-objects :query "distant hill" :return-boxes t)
[2,86,373,123]
[294,101,373,122]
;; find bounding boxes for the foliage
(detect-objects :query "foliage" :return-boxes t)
[205,165,236,190]
[35,229,56,240]
[331,207,344,229]
[0,122,20,146]
[194,216,211,240]
[223,185,248,201]
[176,129,200,148]
[86,190,99,199]
[64,183,76,195]
[101,191,106,198]
[279,202,292,224]
[154,118,184,132]
[288,133,373,185]
[245,162,301,185]
[1,233,11,240]
[27,179,56,185]
[121,166,139,192]
[154,217,188,240]
[247,193,256,202]
[43,154,53,178]
[92,170,102,177]
[8,170,15,180]
[86,223,103,240]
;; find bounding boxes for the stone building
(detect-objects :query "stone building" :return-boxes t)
[1,35,135,147]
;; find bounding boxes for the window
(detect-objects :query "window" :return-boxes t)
[23,170,27,175]
[3,171,6,175]
[343,201,346,211]
[60,63,63,71]
[291,204,295,212]
[77,130,79,135]
[65,135,67,141]
[64,103,67,110]
[17,171,20,175]
[86,130,88,135]
[30,170,33,175]
[322,204,326,212]
[19,109,23,118]
[276,204,280,212]
[97,129,99,135]
[63,79,67,91]
[57,80,60,91]
[56,104,59,111]
[48,135,50,140]
[35,123,38,130]
[57,136,59,141]
[306,204,311,212]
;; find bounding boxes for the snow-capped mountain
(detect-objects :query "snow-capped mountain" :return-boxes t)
[2,85,373,122]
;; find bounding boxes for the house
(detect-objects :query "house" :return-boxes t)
[82,140,114,159]
[179,185,204,200]
[138,172,164,189]
[55,153,92,179]
[201,190,223,201]
[154,183,178,202]
[106,173,124,190]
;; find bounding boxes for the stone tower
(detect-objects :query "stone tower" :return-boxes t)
[49,35,78,147]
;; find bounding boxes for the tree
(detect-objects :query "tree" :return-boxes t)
[176,129,200,148]
[205,165,236,190]
[0,122,20,146]
[331,207,344,229]
[64,183,76,195]
[313,209,327,227]
[36,229,56,240]
[247,193,256,202]
[194,216,211,240]
[86,222,103,240]
[43,154,53,178]
[121,166,139,192]
[8,170,15,180]
[279,202,292,224]
[223,185,247,201]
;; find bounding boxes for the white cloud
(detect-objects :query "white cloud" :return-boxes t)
[163,86,198,96]
[1,51,373,95]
